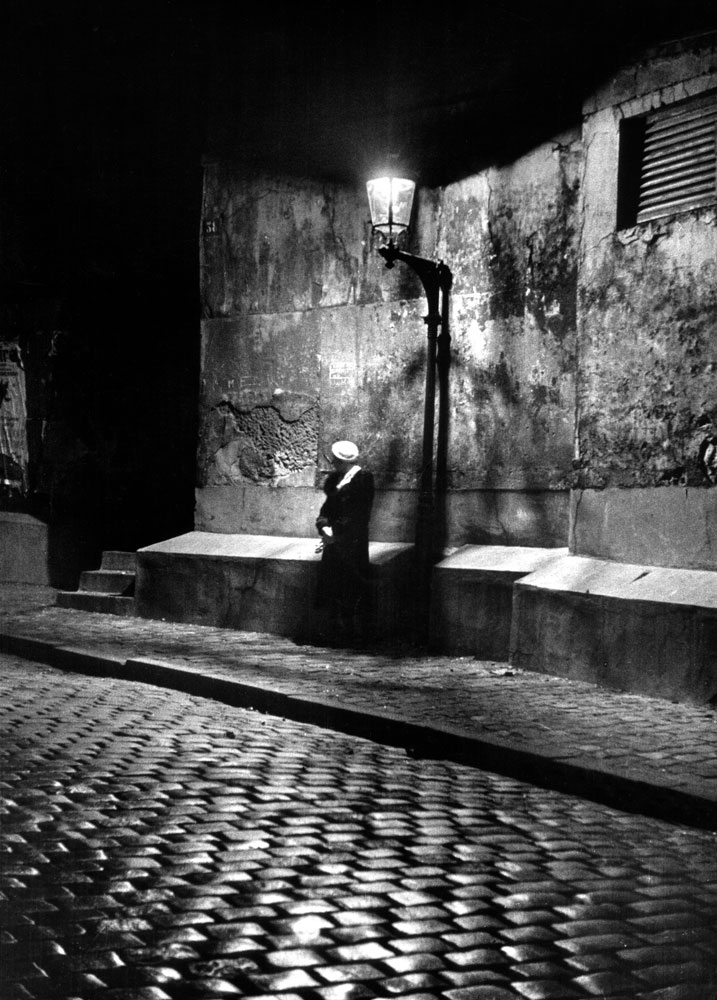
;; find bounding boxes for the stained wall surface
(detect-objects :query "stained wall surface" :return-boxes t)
[575,35,717,568]
[198,141,580,548]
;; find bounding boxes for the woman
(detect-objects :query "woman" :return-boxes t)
[315,440,374,641]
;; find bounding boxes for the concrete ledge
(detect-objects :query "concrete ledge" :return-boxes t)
[511,554,717,703]
[136,531,414,638]
[430,545,568,658]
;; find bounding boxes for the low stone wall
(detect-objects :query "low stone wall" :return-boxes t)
[511,554,717,703]
[135,531,717,704]
[430,545,568,659]
[135,532,414,641]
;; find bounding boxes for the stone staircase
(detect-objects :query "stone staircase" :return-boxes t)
[56,550,136,616]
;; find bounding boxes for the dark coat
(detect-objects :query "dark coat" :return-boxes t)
[315,466,374,614]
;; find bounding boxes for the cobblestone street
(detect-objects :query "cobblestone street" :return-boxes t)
[3,591,717,830]
[2,652,717,1000]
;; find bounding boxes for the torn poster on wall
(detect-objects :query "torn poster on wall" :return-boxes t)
[0,342,28,492]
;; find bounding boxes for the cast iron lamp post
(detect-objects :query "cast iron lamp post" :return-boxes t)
[366,176,453,631]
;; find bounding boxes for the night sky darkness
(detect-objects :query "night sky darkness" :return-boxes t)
[1,0,715,573]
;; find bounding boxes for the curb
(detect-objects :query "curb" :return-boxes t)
[2,628,716,832]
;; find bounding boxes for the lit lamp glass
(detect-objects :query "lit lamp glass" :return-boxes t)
[366,176,415,241]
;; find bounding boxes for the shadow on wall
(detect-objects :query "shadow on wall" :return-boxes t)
[360,345,435,547]
[447,347,572,549]
[362,337,571,551]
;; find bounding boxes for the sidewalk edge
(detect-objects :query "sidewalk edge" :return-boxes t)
[2,628,715,832]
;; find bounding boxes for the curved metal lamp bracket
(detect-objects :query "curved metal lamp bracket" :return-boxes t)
[377,242,452,334]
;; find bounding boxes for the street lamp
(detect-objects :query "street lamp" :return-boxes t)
[366,175,453,635]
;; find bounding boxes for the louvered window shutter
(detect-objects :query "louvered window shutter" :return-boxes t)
[637,93,717,223]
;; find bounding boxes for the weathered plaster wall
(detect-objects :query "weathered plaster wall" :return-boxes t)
[575,36,717,568]
[198,143,580,546]
[439,136,579,492]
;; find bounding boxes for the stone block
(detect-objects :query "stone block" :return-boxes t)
[444,490,569,549]
[195,486,321,537]
[429,545,568,659]
[511,554,717,703]
[0,512,49,585]
[195,484,570,550]
[135,532,414,640]
[570,487,717,571]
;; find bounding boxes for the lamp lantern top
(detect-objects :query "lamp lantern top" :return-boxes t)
[366,176,415,241]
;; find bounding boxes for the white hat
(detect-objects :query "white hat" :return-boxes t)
[331,440,359,462]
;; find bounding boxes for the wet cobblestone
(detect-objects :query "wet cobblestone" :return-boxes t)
[2,652,717,999]
[2,587,717,829]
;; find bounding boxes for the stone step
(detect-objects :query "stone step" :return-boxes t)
[100,550,137,572]
[55,548,137,616]
[79,569,135,595]
[56,591,136,616]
